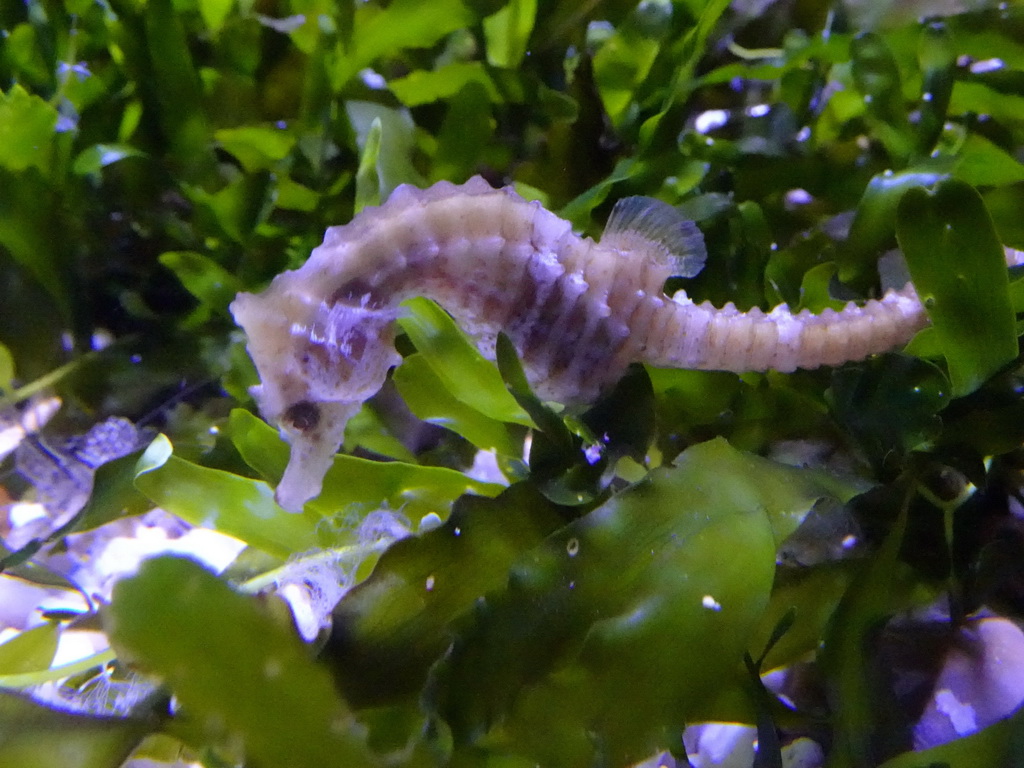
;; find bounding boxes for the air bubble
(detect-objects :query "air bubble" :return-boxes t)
[566,537,580,557]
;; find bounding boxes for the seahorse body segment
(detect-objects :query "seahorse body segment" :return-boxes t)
[232,176,930,511]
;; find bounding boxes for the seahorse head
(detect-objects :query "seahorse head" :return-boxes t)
[231,277,401,512]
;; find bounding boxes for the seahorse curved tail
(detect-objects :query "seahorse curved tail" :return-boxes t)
[645,285,930,373]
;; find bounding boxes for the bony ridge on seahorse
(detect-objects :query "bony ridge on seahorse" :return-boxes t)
[230,175,1016,512]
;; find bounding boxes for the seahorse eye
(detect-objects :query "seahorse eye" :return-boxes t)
[283,400,321,432]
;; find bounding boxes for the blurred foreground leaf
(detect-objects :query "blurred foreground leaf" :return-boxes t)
[107,556,375,768]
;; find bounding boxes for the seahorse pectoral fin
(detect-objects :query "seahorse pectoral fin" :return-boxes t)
[601,196,708,278]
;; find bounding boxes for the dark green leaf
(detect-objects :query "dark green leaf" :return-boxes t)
[916,22,954,155]
[324,483,565,705]
[850,33,913,165]
[158,251,243,313]
[432,438,838,766]
[828,355,947,470]
[896,179,1018,396]
[0,691,152,768]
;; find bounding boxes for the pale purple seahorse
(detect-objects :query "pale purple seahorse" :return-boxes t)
[231,176,1006,512]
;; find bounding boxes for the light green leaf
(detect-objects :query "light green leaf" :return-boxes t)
[215,125,295,171]
[333,0,475,89]
[198,0,234,33]
[354,116,383,213]
[389,61,501,107]
[393,353,522,456]
[229,409,503,526]
[952,133,1024,188]
[0,342,13,391]
[398,297,533,427]
[158,251,242,312]
[0,85,57,174]
[346,101,423,205]
[134,434,320,558]
[0,624,59,677]
[483,0,537,69]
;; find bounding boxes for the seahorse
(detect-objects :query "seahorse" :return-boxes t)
[230,176,1002,512]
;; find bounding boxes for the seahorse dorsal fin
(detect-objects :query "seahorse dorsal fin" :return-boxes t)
[601,196,707,278]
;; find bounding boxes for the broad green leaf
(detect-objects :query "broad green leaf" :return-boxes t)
[842,168,947,284]
[483,0,537,69]
[0,691,150,768]
[332,0,475,89]
[134,434,320,558]
[158,251,242,312]
[433,438,839,766]
[389,61,501,107]
[0,624,59,676]
[75,449,152,532]
[343,406,417,462]
[393,353,522,456]
[185,170,275,243]
[0,85,57,174]
[952,133,1024,188]
[324,483,565,705]
[229,408,503,525]
[432,80,499,181]
[896,179,1017,396]
[747,562,857,671]
[215,125,296,171]
[828,355,947,470]
[398,297,533,427]
[106,556,376,768]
